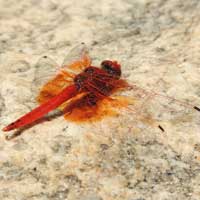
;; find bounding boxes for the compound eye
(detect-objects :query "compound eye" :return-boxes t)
[101,60,113,71]
[101,60,121,79]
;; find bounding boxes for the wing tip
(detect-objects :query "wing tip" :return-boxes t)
[158,125,165,132]
[194,106,200,112]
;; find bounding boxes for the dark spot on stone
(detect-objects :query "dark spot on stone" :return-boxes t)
[33,167,37,171]
[92,41,98,45]
[49,187,69,200]
[64,174,82,187]
[156,47,165,52]
[62,126,68,131]
[132,28,141,35]
[100,144,109,150]
[166,170,173,176]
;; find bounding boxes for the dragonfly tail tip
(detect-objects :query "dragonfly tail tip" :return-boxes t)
[2,127,9,132]
[2,125,12,132]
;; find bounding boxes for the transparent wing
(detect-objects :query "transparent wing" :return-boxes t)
[61,42,91,73]
[121,82,200,133]
[32,43,91,105]
[32,56,61,93]
[32,56,74,105]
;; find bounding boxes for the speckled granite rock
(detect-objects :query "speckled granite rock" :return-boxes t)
[0,0,200,200]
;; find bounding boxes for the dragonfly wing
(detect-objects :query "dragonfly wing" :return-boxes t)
[124,82,200,132]
[32,43,91,107]
[32,56,74,105]
[62,43,91,73]
[33,56,60,93]
[32,43,91,104]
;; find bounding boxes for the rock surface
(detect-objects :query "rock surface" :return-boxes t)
[0,0,200,199]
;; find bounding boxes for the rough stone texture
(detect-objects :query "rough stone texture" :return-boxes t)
[0,0,200,200]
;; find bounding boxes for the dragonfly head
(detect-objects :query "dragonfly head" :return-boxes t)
[101,60,121,79]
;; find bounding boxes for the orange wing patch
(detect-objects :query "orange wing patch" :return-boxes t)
[37,71,74,104]
[64,54,91,73]
[63,95,133,123]
[36,43,91,105]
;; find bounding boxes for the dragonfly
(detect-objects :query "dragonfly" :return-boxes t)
[2,43,130,132]
[2,43,200,133]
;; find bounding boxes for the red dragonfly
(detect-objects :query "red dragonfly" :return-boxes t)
[2,43,200,132]
[2,43,130,132]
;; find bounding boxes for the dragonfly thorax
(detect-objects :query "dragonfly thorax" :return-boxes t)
[74,66,116,97]
[74,67,97,90]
